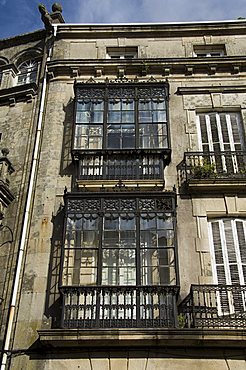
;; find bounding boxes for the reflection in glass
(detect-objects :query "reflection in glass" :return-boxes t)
[63,214,99,286]
[76,101,104,124]
[140,249,175,285]
[103,214,136,248]
[102,249,136,285]
[74,125,103,149]
[107,124,135,149]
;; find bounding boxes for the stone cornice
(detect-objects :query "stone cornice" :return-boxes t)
[0,29,45,49]
[47,57,246,78]
[177,85,246,95]
[55,21,246,39]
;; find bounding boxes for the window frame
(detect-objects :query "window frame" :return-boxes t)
[193,45,226,58]
[106,47,138,59]
[60,192,178,288]
[73,82,170,153]
[16,59,39,86]
[196,111,245,153]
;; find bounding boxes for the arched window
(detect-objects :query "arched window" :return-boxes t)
[17,59,38,86]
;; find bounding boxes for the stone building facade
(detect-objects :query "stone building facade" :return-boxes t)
[0,4,246,369]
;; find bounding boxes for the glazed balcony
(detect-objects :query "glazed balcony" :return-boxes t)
[182,151,246,192]
[60,285,179,329]
[179,285,246,329]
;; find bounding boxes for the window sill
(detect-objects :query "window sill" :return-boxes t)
[38,328,246,349]
[187,178,246,193]
[77,179,165,190]
[0,82,38,106]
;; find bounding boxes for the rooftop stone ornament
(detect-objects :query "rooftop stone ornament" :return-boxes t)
[52,3,63,13]
[38,3,64,30]
[38,3,53,32]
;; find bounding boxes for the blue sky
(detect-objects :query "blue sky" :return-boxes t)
[1,0,246,39]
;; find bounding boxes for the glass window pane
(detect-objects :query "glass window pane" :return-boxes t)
[91,111,103,123]
[108,112,121,123]
[88,136,103,149]
[104,214,119,229]
[157,230,174,248]
[141,266,175,285]
[107,132,120,148]
[152,110,166,122]
[62,249,98,286]
[101,267,136,285]
[108,101,121,110]
[139,111,152,123]
[77,102,91,111]
[152,100,165,110]
[121,111,134,123]
[122,131,135,149]
[140,230,157,248]
[140,249,175,285]
[139,124,167,149]
[140,214,156,230]
[139,100,152,110]
[102,249,136,267]
[93,101,104,110]
[104,230,120,248]
[76,111,90,123]
[120,216,135,230]
[102,249,136,285]
[120,231,136,248]
[122,101,134,110]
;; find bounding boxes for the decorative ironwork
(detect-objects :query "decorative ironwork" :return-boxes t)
[66,194,176,214]
[76,87,105,100]
[183,151,246,182]
[104,199,120,211]
[139,199,155,210]
[77,153,164,181]
[76,84,168,101]
[179,285,246,329]
[138,86,167,99]
[60,285,179,329]
[67,199,101,213]
[108,86,135,100]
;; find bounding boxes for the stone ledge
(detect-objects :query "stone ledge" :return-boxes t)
[177,85,246,95]
[187,178,246,193]
[0,83,38,106]
[38,328,246,348]
[47,57,246,79]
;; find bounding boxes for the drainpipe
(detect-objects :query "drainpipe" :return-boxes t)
[0,29,55,370]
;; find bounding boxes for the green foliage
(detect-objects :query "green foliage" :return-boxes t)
[177,313,186,328]
[193,160,216,179]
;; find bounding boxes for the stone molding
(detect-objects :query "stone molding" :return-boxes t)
[0,82,37,106]
[47,57,246,79]
[38,328,246,348]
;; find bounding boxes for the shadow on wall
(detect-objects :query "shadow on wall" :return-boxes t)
[60,98,77,190]
[44,205,64,328]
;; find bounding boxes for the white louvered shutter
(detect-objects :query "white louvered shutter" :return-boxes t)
[208,219,246,313]
[197,113,244,174]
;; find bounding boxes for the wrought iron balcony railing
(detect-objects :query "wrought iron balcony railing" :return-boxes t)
[183,151,246,182]
[77,152,165,181]
[60,285,179,329]
[179,285,246,329]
